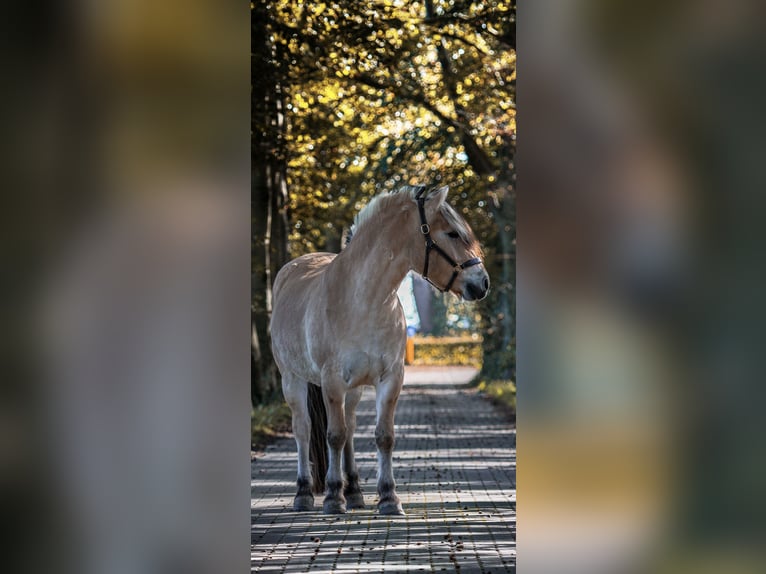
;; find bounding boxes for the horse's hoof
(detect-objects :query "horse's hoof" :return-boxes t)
[323,498,347,514]
[345,491,366,510]
[378,500,405,516]
[293,495,314,511]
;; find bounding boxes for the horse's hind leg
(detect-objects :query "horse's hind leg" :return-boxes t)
[321,374,347,514]
[343,387,365,509]
[282,375,314,511]
[374,371,405,515]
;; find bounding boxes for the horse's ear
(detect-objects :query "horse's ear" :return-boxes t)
[341,226,354,250]
[424,185,448,209]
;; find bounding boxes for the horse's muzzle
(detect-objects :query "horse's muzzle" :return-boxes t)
[464,275,490,301]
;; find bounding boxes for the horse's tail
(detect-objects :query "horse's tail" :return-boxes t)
[307,383,328,495]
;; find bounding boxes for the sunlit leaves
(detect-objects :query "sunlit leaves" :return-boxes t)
[261,0,514,255]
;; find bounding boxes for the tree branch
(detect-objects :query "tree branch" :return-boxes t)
[351,73,465,132]
[438,31,492,56]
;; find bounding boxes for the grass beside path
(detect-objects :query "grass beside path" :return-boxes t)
[250,367,516,453]
[475,379,516,419]
[251,401,292,452]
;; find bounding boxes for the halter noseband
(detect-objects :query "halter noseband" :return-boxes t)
[414,186,482,293]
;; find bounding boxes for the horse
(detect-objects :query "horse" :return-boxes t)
[270,184,489,515]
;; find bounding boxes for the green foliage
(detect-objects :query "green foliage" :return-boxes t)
[429,290,485,337]
[412,336,482,367]
[430,290,449,336]
[261,0,515,258]
[251,400,293,451]
[475,379,516,415]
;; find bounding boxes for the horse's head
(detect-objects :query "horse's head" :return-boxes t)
[407,185,489,301]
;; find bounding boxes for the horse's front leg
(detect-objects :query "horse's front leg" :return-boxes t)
[343,387,365,509]
[321,375,347,514]
[375,370,405,515]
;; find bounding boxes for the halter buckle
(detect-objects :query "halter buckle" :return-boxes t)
[420,223,430,234]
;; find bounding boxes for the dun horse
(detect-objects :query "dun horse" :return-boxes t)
[270,185,489,515]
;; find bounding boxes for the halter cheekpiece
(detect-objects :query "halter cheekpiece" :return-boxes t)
[413,186,482,293]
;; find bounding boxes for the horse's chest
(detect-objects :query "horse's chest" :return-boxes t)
[340,350,389,388]
[304,301,405,383]
[310,328,403,386]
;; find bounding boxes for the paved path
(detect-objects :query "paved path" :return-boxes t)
[251,366,516,573]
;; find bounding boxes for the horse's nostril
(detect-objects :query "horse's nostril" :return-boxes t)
[483,277,489,291]
[466,281,487,300]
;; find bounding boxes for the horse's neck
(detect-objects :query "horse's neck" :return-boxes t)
[328,227,411,313]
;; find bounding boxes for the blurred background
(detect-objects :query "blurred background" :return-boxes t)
[2,0,766,573]
[520,0,766,573]
[2,1,249,573]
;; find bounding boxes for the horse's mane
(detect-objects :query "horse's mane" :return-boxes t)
[344,185,475,249]
[347,186,417,244]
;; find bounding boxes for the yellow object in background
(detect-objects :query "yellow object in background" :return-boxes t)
[405,336,415,365]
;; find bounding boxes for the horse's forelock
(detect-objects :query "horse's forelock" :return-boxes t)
[441,202,477,243]
[342,225,355,248]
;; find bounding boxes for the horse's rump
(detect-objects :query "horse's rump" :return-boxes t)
[272,253,336,495]
[272,252,336,307]
[271,252,336,369]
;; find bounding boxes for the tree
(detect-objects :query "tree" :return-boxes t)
[422,0,515,380]
[252,1,290,404]
[252,0,516,397]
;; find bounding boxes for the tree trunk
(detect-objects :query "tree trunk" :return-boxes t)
[482,186,515,381]
[426,0,516,381]
[252,1,289,405]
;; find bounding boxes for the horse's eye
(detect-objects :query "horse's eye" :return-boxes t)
[447,231,460,239]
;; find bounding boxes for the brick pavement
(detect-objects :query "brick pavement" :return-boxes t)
[251,366,516,573]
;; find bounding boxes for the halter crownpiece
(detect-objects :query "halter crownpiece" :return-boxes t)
[413,186,482,293]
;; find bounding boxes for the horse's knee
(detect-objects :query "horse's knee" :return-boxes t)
[291,413,311,439]
[327,428,347,451]
[375,427,395,451]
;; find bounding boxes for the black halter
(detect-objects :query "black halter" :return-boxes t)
[414,186,482,293]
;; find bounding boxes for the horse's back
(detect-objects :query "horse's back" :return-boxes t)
[273,252,335,304]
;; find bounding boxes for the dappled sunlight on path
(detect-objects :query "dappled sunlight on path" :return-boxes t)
[252,366,516,572]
